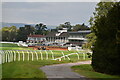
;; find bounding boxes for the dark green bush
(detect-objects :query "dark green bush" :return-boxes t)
[92,2,120,75]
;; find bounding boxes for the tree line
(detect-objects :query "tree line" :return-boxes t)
[87,2,120,75]
[1,22,89,42]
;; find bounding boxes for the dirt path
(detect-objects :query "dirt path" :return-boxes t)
[40,60,91,79]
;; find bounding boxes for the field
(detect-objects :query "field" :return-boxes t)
[1,43,119,79]
[0,43,91,78]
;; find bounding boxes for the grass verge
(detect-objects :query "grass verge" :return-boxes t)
[71,64,120,80]
[2,60,69,78]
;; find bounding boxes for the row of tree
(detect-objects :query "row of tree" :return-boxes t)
[1,22,89,42]
[56,22,90,31]
[1,23,47,42]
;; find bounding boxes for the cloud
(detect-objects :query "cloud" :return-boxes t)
[2,0,100,2]
[2,0,120,2]
[2,2,97,25]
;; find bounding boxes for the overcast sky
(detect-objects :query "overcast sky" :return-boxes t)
[2,2,97,26]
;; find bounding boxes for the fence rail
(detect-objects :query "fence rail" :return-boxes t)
[0,50,92,64]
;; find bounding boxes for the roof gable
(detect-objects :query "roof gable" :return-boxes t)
[28,35,45,37]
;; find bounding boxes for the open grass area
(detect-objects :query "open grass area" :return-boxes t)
[72,64,120,80]
[1,43,91,78]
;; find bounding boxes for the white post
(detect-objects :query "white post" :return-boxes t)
[31,51,34,61]
[9,51,11,62]
[35,51,38,61]
[40,50,43,60]
[11,51,14,61]
[22,51,24,61]
[2,51,5,63]
[2,53,4,63]
[0,53,2,64]
[76,53,79,60]
[6,51,9,62]
[61,52,65,60]
[7,51,10,62]
[50,50,54,60]
[5,52,7,63]
[27,51,29,61]
[1,51,5,63]
[10,50,13,62]
[45,50,48,60]
[13,51,16,61]
[83,53,85,60]
[17,51,20,61]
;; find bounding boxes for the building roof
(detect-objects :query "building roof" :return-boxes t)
[45,32,56,37]
[45,30,91,37]
[60,32,69,37]
[28,35,45,37]
[46,32,69,37]
[69,30,91,34]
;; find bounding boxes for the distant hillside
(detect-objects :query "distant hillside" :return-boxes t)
[1,22,30,28]
[1,22,57,29]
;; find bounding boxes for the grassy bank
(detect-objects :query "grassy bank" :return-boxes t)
[72,64,120,80]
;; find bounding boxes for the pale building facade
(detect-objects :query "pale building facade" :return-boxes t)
[46,28,69,43]
[26,35,46,43]
[68,30,91,46]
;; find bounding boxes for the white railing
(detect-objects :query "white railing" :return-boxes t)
[0,50,92,64]
[52,52,87,61]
